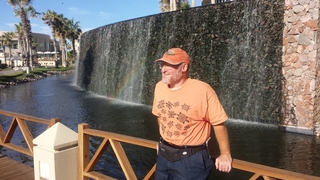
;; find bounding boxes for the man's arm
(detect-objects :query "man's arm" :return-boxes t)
[213,123,232,172]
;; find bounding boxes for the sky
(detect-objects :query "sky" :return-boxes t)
[0,0,202,36]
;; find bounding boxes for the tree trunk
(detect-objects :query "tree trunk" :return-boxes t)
[171,0,176,10]
[8,47,12,67]
[192,0,196,7]
[3,46,7,67]
[52,35,58,62]
[29,40,33,69]
[60,39,67,67]
[72,38,76,58]
[19,39,24,66]
[175,0,181,10]
[21,10,32,73]
[25,37,30,68]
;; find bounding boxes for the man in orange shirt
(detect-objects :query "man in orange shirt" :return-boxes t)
[152,48,232,179]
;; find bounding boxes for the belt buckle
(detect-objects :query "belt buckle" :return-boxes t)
[182,150,188,156]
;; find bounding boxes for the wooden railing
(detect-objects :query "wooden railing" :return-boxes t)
[232,160,320,180]
[1,110,319,180]
[78,123,157,180]
[78,123,320,180]
[0,109,60,156]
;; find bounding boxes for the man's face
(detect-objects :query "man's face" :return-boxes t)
[160,62,183,85]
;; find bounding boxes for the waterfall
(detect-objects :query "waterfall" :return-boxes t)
[77,0,284,123]
[77,17,157,104]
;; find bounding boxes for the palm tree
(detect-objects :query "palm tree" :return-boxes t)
[42,10,82,67]
[160,0,189,11]
[160,0,170,12]
[66,18,82,60]
[42,10,59,61]
[181,0,190,9]
[1,32,15,67]
[31,38,37,51]
[55,14,69,67]
[14,22,25,66]
[7,0,39,71]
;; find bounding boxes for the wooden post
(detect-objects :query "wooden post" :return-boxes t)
[78,123,90,180]
[49,118,61,128]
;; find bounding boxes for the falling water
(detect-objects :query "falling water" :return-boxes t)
[77,0,284,123]
[77,19,155,103]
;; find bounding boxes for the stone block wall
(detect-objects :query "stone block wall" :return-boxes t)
[282,0,320,135]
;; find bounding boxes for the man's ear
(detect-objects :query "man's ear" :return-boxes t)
[181,63,189,72]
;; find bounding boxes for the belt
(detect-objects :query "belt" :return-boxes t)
[158,138,207,161]
[160,138,206,153]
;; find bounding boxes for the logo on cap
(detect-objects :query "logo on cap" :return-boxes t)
[165,49,175,55]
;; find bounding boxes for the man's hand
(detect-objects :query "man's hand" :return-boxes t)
[215,154,232,172]
[213,123,232,172]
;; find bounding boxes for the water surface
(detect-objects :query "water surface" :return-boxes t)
[0,73,319,179]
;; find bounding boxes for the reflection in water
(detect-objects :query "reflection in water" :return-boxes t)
[0,73,319,179]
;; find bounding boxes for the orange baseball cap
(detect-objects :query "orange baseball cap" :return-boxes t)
[155,48,190,65]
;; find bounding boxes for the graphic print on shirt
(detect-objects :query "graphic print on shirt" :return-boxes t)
[157,100,190,138]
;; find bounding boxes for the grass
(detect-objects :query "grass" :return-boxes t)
[33,66,73,72]
[0,66,74,83]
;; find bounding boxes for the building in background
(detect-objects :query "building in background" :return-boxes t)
[160,0,234,12]
[202,0,233,5]
[0,31,60,67]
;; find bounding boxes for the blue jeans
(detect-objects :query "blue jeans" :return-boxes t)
[154,149,213,180]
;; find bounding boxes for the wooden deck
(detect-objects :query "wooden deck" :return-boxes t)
[0,154,34,180]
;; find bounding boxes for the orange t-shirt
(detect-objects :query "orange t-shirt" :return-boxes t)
[152,78,228,146]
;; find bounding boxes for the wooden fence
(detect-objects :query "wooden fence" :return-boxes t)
[78,123,320,180]
[0,109,60,156]
[0,110,319,180]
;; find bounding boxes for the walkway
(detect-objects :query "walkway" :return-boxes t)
[0,69,23,75]
[0,154,34,180]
